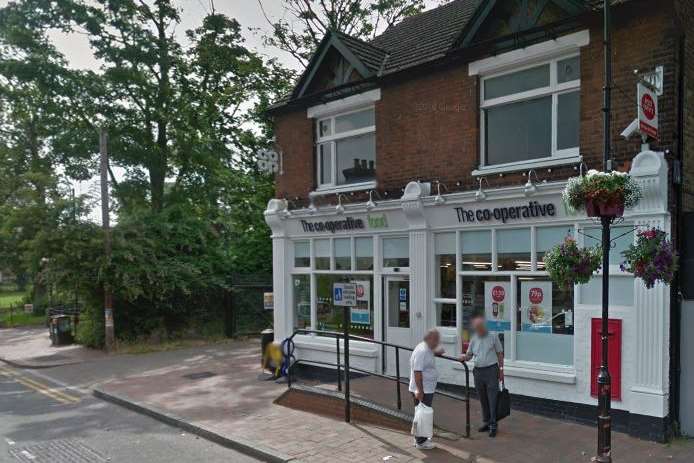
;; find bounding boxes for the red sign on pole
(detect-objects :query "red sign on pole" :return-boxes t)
[638,82,659,140]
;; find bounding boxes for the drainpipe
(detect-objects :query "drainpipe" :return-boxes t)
[669,32,686,438]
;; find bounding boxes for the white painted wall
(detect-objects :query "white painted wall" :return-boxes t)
[265,149,672,419]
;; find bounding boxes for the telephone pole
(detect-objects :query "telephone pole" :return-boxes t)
[100,128,115,350]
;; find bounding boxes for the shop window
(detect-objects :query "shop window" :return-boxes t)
[497,228,531,271]
[481,55,580,168]
[436,303,456,328]
[383,237,409,268]
[293,275,311,331]
[515,277,574,366]
[315,239,330,270]
[294,241,310,268]
[537,226,573,270]
[355,237,373,270]
[580,276,634,307]
[435,233,456,298]
[334,238,351,270]
[316,108,376,189]
[461,276,510,348]
[316,275,374,338]
[461,230,492,271]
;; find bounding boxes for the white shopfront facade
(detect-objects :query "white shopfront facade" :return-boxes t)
[265,148,672,423]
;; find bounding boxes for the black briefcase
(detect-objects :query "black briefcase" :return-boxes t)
[496,384,511,421]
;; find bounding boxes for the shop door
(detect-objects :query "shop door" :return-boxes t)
[384,276,412,378]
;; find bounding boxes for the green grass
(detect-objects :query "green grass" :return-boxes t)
[0,291,45,327]
[0,308,46,328]
[0,291,25,309]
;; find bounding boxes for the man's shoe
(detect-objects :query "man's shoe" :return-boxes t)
[478,424,490,433]
[489,428,497,438]
[415,440,434,450]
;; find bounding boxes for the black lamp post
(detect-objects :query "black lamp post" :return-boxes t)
[596,0,613,461]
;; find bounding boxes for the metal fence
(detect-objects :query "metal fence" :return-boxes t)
[225,273,273,337]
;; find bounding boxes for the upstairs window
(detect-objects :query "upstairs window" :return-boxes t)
[481,55,580,167]
[316,108,376,189]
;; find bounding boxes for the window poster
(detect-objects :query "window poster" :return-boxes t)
[520,281,553,333]
[351,280,371,325]
[484,282,511,332]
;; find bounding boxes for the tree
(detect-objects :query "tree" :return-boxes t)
[0,1,96,305]
[49,0,292,213]
[258,0,431,67]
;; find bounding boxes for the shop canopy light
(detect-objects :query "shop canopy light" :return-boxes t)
[524,170,540,197]
[308,200,318,214]
[434,181,446,205]
[476,177,489,201]
[365,190,376,211]
[336,194,347,215]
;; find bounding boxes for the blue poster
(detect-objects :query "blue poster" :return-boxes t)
[399,288,407,302]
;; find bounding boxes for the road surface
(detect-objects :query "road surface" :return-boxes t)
[0,363,261,462]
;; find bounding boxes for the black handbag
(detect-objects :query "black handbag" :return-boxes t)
[496,382,511,421]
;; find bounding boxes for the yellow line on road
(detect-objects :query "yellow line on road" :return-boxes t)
[0,365,80,404]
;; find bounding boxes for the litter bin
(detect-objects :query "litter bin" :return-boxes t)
[261,329,274,367]
[49,315,74,346]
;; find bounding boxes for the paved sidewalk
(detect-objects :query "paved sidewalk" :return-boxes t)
[0,327,104,368]
[94,340,694,463]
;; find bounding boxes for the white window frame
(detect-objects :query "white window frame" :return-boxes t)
[315,106,376,191]
[452,224,581,371]
[478,53,581,172]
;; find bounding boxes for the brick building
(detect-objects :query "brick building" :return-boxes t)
[264,0,694,442]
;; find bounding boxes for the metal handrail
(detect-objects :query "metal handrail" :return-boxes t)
[284,329,471,438]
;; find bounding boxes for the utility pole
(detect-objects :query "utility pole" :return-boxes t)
[72,188,78,312]
[100,128,115,351]
[596,0,613,461]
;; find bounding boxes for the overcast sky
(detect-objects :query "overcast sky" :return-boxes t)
[0,0,442,216]
[0,0,443,71]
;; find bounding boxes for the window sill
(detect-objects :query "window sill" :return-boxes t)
[293,334,379,357]
[472,155,582,177]
[453,361,576,384]
[310,181,376,197]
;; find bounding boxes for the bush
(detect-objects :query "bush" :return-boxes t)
[75,303,105,348]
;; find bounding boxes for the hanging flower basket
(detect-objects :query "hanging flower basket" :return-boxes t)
[621,228,678,289]
[563,170,641,218]
[544,236,602,288]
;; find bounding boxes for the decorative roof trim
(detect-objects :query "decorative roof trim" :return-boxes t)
[468,29,589,76]
[295,31,376,99]
[456,0,588,49]
[306,89,381,119]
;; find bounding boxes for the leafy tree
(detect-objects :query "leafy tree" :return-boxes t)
[0,1,97,305]
[1,0,293,342]
[258,0,432,67]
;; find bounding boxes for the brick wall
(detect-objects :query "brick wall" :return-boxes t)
[676,0,694,212]
[274,110,315,201]
[276,388,411,432]
[272,0,682,207]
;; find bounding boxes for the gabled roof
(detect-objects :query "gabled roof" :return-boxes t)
[336,32,389,74]
[292,30,389,99]
[372,0,482,73]
[275,0,636,111]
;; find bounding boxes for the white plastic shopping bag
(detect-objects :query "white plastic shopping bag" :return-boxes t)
[411,403,434,439]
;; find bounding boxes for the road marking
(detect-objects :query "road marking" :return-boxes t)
[0,366,80,404]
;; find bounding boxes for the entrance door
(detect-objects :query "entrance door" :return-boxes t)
[384,276,412,378]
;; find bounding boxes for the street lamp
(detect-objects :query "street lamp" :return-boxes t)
[596,0,614,461]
